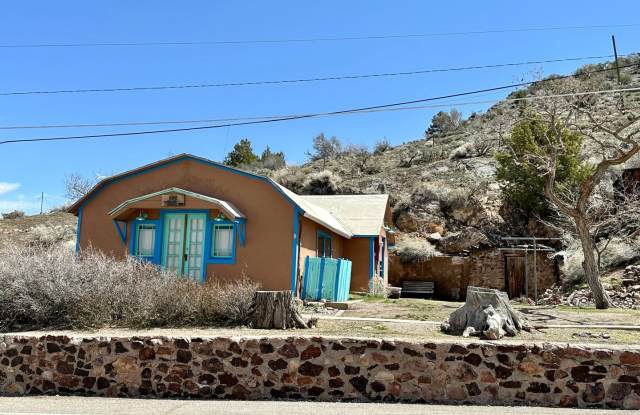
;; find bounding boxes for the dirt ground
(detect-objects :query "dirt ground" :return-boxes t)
[6,318,639,346]
[0,212,76,249]
[6,298,640,346]
[342,297,640,326]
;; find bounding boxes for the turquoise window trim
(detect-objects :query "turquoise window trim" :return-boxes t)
[316,230,333,258]
[380,237,386,278]
[75,205,83,253]
[129,219,161,264]
[236,218,247,246]
[290,207,301,294]
[369,237,376,281]
[207,220,237,264]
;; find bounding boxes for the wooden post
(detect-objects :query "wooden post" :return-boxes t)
[524,247,529,299]
[251,290,308,329]
[533,237,538,302]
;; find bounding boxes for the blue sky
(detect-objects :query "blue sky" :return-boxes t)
[1,1,639,213]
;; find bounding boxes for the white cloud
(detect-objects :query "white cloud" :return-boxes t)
[0,182,20,195]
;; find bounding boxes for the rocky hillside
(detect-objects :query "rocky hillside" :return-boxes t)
[276,55,640,260]
[0,212,76,250]
[2,56,639,273]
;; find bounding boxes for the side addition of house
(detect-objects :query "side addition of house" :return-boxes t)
[68,154,390,296]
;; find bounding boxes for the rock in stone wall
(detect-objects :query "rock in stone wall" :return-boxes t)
[1,335,639,409]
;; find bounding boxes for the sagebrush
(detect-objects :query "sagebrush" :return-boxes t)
[0,245,258,331]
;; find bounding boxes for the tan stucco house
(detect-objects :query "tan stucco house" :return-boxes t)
[68,154,390,295]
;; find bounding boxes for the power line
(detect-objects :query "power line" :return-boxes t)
[2,86,639,131]
[0,54,623,96]
[1,62,638,146]
[2,23,639,49]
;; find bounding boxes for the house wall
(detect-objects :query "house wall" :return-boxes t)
[343,237,374,292]
[388,249,558,301]
[77,158,295,291]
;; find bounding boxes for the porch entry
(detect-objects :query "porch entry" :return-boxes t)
[161,213,206,279]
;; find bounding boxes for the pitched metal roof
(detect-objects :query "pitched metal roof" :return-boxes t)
[299,194,389,236]
[271,182,353,238]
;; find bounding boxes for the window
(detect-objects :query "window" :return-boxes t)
[317,231,332,258]
[211,223,234,258]
[134,223,156,258]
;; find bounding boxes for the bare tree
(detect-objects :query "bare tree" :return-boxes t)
[520,77,640,308]
[306,133,342,169]
[64,173,94,202]
[348,145,372,173]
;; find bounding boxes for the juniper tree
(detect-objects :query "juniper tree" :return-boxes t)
[224,139,258,167]
[497,75,640,309]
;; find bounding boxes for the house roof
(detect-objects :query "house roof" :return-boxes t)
[68,153,388,239]
[299,194,389,236]
[272,183,352,238]
[108,187,245,219]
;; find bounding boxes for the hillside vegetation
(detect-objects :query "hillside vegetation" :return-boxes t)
[3,55,640,286]
[271,55,640,273]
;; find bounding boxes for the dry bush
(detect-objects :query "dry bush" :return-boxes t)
[396,236,439,263]
[411,183,471,213]
[303,170,341,195]
[449,142,474,160]
[373,138,391,155]
[368,276,387,298]
[28,224,75,247]
[0,245,258,331]
[1,210,25,220]
[271,166,307,193]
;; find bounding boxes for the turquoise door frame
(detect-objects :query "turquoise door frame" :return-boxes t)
[159,210,207,281]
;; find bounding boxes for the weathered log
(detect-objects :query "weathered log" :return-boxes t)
[250,290,309,329]
[441,286,529,339]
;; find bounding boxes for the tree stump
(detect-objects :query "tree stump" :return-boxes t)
[250,290,309,329]
[441,286,529,340]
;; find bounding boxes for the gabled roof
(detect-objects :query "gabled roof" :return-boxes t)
[272,183,352,238]
[108,187,245,219]
[68,153,388,239]
[299,194,389,236]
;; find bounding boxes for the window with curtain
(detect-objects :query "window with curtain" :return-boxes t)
[212,223,234,257]
[135,223,156,258]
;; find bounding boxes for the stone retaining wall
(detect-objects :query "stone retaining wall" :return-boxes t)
[1,335,639,409]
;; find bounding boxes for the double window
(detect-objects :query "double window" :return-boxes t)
[134,223,156,258]
[317,231,332,258]
[211,223,234,258]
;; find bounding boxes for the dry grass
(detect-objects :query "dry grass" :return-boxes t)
[0,245,258,331]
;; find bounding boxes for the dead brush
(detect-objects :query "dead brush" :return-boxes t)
[0,244,258,331]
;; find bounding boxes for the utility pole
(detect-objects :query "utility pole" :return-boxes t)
[612,35,625,107]
[612,35,621,83]
[40,192,44,215]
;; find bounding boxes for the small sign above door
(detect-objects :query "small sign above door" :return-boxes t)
[161,193,185,207]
